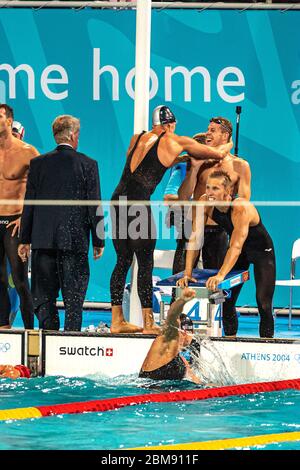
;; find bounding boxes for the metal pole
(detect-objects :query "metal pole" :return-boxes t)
[234,105,242,156]
[1,2,300,11]
[129,0,152,326]
[133,0,151,134]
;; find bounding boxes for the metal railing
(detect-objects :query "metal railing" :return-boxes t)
[0,2,300,11]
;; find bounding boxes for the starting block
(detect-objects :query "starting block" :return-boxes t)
[157,268,250,337]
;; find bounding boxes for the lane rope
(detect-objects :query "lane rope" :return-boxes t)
[0,378,300,421]
[133,431,300,450]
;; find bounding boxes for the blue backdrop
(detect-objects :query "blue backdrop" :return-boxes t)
[0,8,299,306]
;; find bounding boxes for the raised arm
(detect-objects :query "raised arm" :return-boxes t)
[177,135,232,161]
[178,158,203,200]
[206,203,249,290]
[163,288,196,341]
[172,154,190,165]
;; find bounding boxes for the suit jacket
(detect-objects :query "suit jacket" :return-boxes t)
[20,145,105,252]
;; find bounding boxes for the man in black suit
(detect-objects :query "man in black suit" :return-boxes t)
[18,115,105,331]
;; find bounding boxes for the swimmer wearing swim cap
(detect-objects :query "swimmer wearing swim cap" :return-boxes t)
[12,121,25,140]
[152,105,177,126]
[110,105,233,335]
[139,287,202,383]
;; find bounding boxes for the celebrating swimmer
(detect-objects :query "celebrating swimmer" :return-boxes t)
[139,287,202,383]
[177,170,275,338]
[110,105,233,335]
[178,117,251,271]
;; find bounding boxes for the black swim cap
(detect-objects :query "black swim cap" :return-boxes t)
[152,105,177,126]
[179,313,194,331]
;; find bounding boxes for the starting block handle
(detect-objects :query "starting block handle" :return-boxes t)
[159,301,165,326]
[206,302,222,337]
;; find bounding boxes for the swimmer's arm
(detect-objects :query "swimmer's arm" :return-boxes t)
[23,144,39,166]
[177,135,232,161]
[28,145,40,160]
[178,158,203,200]
[237,160,251,200]
[207,205,249,290]
[173,154,190,165]
[163,298,186,341]
[19,161,37,244]
[126,134,139,157]
[182,203,207,280]
[164,289,196,341]
[163,194,179,201]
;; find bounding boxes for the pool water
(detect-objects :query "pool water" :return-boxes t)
[0,374,300,450]
[1,311,299,450]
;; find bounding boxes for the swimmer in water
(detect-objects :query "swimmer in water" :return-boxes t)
[139,287,202,383]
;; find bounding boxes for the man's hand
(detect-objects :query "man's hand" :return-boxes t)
[180,287,196,302]
[93,246,104,260]
[18,244,30,263]
[218,139,233,158]
[189,156,204,169]
[176,274,197,288]
[206,273,225,291]
[7,217,21,237]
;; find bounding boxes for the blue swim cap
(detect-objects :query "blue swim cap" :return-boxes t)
[152,105,177,126]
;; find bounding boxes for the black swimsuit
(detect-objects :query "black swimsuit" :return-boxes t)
[0,215,33,328]
[202,225,228,270]
[211,207,274,253]
[139,354,186,381]
[110,132,168,308]
[210,207,276,338]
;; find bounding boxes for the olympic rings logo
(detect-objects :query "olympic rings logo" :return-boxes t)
[0,343,11,353]
[294,354,300,364]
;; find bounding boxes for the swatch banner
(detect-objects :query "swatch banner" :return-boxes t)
[0,8,299,307]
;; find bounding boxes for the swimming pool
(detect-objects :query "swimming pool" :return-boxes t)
[0,374,300,450]
[2,312,300,450]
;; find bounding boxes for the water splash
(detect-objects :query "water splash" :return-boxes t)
[191,336,235,386]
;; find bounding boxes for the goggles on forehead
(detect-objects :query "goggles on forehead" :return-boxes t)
[210,118,231,134]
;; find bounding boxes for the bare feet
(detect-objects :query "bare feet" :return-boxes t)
[142,325,161,335]
[110,321,143,334]
[0,325,11,330]
[142,308,161,335]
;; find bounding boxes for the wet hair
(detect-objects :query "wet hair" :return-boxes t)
[208,170,232,190]
[179,313,194,331]
[52,115,80,144]
[210,116,232,141]
[0,103,14,120]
